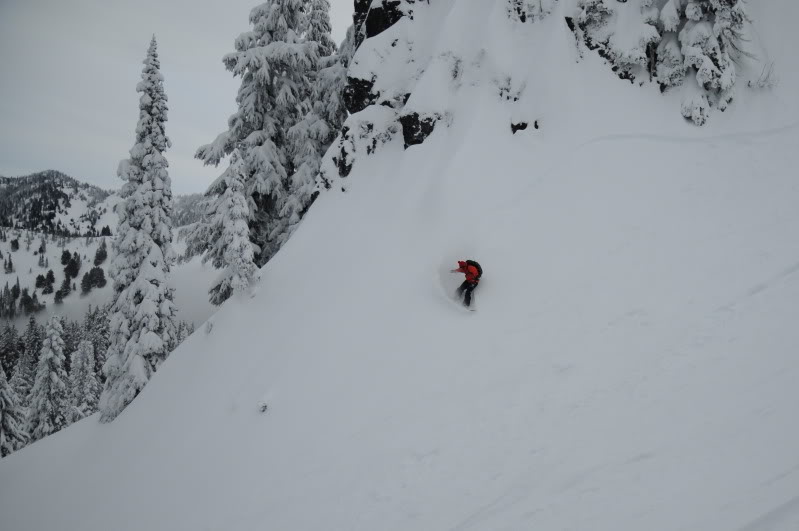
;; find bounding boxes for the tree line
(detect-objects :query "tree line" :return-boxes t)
[0,306,195,456]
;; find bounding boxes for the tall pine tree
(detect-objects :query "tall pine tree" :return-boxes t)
[193,0,318,266]
[84,305,110,381]
[284,0,346,239]
[100,36,178,423]
[9,316,41,407]
[27,317,69,443]
[203,150,260,305]
[0,369,27,457]
[69,340,100,423]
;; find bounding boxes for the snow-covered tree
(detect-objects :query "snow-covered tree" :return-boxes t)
[100,36,178,423]
[283,0,347,239]
[177,321,195,344]
[68,340,100,422]
[9,316,41,407]
[576,0,660,81]
[27,317,69,443]
[84,305,109,380]
[0,369,27,457]
[194,0,319,266]
[656,32,686,89]
[201,150,260,305]
[573,0,751,124]
[677,0,746,120]
[0,323,20,379]
[61,317,83,373]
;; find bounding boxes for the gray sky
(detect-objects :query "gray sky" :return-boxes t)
[0,0,354,195]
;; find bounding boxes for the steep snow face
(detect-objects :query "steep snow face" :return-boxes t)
[2,2,799,530]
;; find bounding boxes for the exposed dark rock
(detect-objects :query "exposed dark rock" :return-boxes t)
[324,112,401,183]
[511,122,528,134]
[399,112,440,149]
[378,92,412,110]
[344,76,380,114]
[354,0,371,31]
[353,0,371,48]
[332,126,355,177]
[534,120,539,129]
[365,1,412,39]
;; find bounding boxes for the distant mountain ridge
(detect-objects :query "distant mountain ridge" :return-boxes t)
[0,170,206,236]
[0,170,115,237]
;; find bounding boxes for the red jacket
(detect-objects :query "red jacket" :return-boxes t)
[454,261,480,283]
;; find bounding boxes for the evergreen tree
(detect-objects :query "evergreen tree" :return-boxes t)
[68,340,100,422]
[176,321,195,345]
[11,277,20,300]
[81,271,92,294]
[204,150,260,305]
[193,0,318,266]
[94,238,108,266]
[18,288,39,315]
[284,0,346,239]
[677,0,746,122]
[27,317,69,443]
[100,37,178,423]
[84,305,110,380]
[10,316,41,407]
[61,319,83,374]
[0,323,20,379]
[64,252,81,279]
[55,276,71,303]
[0,369,27,457]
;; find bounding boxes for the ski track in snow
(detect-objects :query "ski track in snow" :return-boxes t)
[715,260,799,314]
[736,496,799,531]
[577,119,799,149]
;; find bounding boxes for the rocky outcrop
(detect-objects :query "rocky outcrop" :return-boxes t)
[318,107,401,190]
[343,76,380,114]
[365,1,410,39]
[399,112,441,149]
[511,122,528,134]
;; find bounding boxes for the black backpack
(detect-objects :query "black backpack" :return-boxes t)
[466,259,482,278]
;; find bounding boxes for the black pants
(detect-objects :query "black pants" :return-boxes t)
[456,280,478,307]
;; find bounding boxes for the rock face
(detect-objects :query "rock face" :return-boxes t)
[365,0,410,39]
[318,107,401,191]
[399,112,441,149]
[318,1,452,187]
[511,122,528,134]
[343,76,379,114]
[345,0,419,112]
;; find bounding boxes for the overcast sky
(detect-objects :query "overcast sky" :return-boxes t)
[0,0,354,194]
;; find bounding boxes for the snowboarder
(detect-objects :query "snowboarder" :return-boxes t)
[451,259,482,308]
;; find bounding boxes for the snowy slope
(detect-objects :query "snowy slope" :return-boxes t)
[0,232,217,329]
[2,2,799,531]
[0,170,119,236]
